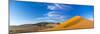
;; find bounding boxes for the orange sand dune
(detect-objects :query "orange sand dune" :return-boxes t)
[52,16,93,30]
[65,18,93,29]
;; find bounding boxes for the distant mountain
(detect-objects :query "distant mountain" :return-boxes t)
[9,22,59,33]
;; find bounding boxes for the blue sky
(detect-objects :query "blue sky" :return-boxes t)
[10,0,94,25]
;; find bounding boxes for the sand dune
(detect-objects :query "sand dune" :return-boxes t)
[51,16,93,30]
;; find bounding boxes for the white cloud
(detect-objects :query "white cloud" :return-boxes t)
[48,5,57,10]
[34,17,60,22]
[33,11,67,22]
[47,4,64,10]
[48,4,72,11]
[46,11,66,21]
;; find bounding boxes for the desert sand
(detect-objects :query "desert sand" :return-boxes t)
[9,16,93,33]
[49,16,93,30]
